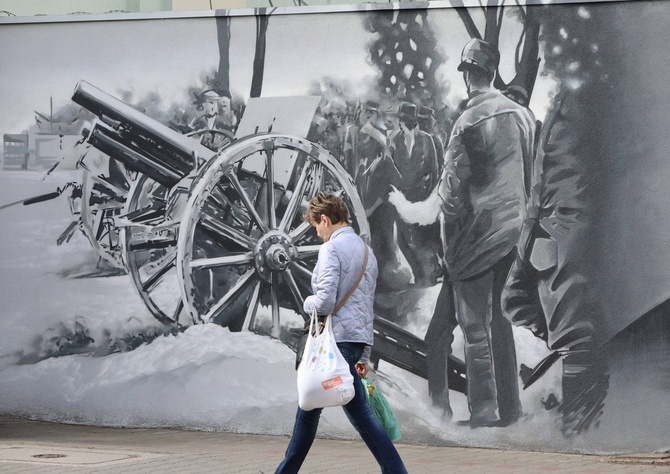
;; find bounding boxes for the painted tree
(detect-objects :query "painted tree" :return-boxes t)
[212,12,268,98]
[450,0,541,104]
[213,16,232,96]
[363,9,449,111]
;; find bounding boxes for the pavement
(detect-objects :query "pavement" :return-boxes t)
[0,415,669,473]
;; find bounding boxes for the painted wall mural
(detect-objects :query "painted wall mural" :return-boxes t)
[0,0,668,454]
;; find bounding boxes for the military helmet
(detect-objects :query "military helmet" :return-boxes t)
[457,38,500,75]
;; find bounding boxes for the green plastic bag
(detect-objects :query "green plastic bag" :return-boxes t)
[361,375,401,441]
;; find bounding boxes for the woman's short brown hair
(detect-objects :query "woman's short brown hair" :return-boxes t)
[304,192,349,226]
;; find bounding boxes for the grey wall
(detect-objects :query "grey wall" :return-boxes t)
[0,0,668,455]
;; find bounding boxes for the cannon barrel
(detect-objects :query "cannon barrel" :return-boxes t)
[73,81,216,187]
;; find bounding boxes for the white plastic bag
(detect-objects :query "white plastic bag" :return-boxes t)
[297,309,355,411]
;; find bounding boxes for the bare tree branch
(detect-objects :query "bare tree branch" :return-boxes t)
[508,4,541,101]
[450,0,483,40]
[484,5,502,47]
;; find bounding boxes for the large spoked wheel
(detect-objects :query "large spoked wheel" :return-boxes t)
[177,134,369,348]
[79,158,134,270]
[120,174,193,326]
[118,130,233,327]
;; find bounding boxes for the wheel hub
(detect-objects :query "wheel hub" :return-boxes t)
[254,230,297,282]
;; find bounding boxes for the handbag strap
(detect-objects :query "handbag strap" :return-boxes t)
[331,242,369,316]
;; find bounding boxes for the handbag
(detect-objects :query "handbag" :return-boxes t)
[362,374,401,440]
[296,309,355,410]
[294,244,369,370]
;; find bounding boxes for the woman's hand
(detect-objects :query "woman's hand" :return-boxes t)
[355,363,370,378]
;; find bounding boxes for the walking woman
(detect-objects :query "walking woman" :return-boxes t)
[276,192,407,474]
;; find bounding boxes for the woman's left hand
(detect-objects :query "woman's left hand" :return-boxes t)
[355,363,369,377]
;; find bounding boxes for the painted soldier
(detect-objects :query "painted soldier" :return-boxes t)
[501,91,607,435]
[387,102,441,286]
[389,39,535,427]
[438,39,536,427]
[189,90,235,151]
[343,100,387,186]
[417,105,445,171]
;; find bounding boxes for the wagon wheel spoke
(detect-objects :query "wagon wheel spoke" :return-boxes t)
[303,161,324,204]
[263,141,277,230]
[288,261,313,281]
[225,171,269,233]
[295,244,321,260]
[190,251,254,270]
[123,203,166,225]
[282,268,307,319]
[289,221,312,243]
[242,279,262,331]
[200,209,256,250]
[270,272,281,337]
[172,299,187,326]
[202,267,257,323]
[142,253,177,293]
[127,235,177,251]
[279,160,313,233]
[210,184,249,228]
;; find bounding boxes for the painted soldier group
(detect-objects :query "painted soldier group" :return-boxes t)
[313,38,597,431]
[185,38,598,431]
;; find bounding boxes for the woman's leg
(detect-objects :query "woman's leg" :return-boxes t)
[275,406,323,474]
[337,342,408,474]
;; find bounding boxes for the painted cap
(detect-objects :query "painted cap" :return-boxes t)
[202,90,222,101]
[397,102,417,119]
[363,100,380,112]
[417,105,435,119]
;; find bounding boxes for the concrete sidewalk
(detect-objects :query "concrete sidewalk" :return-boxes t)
[0,415,668,473]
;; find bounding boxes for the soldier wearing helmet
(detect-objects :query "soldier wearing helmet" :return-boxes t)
[389,38,535,427]
[458,38,500,76]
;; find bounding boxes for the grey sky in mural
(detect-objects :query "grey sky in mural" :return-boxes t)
[0,0,668,455]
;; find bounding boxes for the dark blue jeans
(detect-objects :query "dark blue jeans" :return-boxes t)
[276,342,407,474]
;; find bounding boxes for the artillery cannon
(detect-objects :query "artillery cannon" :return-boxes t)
[72,80,466,394]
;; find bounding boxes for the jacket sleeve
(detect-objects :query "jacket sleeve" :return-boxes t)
[359,345,372,364]
[438,130,470,222]
[303,244,340,316]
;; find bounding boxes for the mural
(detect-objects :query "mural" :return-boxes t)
[0,0,669,454]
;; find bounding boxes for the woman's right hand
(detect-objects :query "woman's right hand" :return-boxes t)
[355,363,370,378]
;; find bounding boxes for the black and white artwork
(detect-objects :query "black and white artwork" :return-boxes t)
[0,0,668,454]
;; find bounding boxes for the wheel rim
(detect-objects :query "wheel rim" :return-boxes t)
[120,174,192,326]
[177,134,368,347]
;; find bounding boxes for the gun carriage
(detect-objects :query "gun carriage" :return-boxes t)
[71,81,466,393]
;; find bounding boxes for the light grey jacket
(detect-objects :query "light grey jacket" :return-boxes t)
[303,226,377,364]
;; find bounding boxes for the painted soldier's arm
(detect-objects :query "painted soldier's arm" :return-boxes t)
[387,184,440,226]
